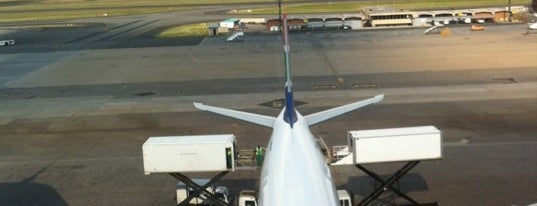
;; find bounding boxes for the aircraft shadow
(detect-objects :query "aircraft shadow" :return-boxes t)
[0,163,68,206]
[0,181,68,206]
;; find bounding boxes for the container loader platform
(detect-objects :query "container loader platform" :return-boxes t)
[331,126,442,206]
[143,134,238,206]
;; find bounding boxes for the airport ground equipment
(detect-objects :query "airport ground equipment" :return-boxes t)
[331,126,442,205]
[143,134,236,206]
[237,190,258,206]
[0,39,15,46]
[176,179,230,205]
[471,24,485,31]
[423,25,444,35]
[440,28,451,36]
[227,31,244,42]
[337,190,352,206]
[143,134,236,173]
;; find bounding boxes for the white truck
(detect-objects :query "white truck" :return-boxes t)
[237,190,257,206]
[0,39,15,46]
[337,190,352,206]
[176,179,230,205]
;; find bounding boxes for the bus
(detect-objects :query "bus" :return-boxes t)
[366,12,413,27]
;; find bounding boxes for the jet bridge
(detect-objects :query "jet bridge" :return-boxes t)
[331,126,442,206]
[143,134,237,206]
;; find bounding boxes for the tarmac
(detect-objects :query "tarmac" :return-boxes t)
[1,8,537,206]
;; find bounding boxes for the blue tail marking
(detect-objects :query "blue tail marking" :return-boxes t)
[281,14,297,127]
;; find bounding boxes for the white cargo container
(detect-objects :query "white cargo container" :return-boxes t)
[348,126,441,164]
[143,134,236,174]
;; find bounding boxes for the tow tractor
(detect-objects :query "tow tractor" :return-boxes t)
[471,24,485,31]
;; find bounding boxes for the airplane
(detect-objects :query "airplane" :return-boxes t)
[193,14,384,206]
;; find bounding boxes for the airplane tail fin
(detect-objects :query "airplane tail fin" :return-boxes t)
[282,13,297,127]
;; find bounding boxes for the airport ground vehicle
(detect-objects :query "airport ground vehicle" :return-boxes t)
[337,190,352,206]
[176,179,230,205]
[0,39,15,46]
[365,12,413,27]
[237,190,257,206]
[471,24,485,31]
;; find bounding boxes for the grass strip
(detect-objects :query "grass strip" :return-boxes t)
[0,6,190,22]
[232,0,532,14]
[157,23,209,38]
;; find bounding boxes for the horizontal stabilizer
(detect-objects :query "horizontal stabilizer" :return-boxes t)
[193,102,276,128]
[305,94,384,126]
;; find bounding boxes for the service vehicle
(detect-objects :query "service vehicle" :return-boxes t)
[337,190,352,206]
[0,39,15,46]
[471,24,485,31]
[237,190,257,206]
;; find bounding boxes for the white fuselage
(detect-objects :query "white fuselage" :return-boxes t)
[258,109,339,206]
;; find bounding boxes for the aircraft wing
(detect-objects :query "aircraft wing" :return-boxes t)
[305,94,384,126]
[193,102,276,128]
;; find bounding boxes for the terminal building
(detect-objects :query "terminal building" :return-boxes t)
[265,15,364,31]
[261,6,530,32]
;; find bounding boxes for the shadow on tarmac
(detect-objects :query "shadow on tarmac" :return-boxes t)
[0,182,68,206]
[345,173,430,205]
[0,164,68,206]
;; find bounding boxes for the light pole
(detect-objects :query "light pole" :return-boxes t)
[278,0,282,31]
[508,0,512,22]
